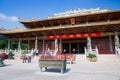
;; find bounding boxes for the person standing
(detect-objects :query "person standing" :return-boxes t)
[23,53,27,63]
[73,48,76,54]
[28,54,31,63]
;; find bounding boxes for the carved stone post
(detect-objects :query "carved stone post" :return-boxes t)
[35,37,38,50]
[109,35,113,54]
[8,39,10,51]
[115,32,119,54]
[55,39,58,51]
[54,39,58,55]
[87,37,92,53]
[42,39,45,54]
[18,38,21,56]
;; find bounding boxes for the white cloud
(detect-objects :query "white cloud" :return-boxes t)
[8,16,18,21]
[0,13,7,19]
[0,13,18,21]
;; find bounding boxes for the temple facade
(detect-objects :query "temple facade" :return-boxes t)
[0,8,120,54]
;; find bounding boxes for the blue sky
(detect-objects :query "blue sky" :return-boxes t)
[0,0,120,29]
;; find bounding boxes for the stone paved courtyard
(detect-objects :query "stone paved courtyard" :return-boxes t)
[0,54,120,80]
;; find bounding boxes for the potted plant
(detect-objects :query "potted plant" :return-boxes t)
[87,53,97,62]
[0,53,8,67]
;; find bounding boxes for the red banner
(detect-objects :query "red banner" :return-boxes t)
[46,33,100,39]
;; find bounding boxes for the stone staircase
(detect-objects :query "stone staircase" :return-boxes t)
[98,54,120,63]
[30,54,120,63]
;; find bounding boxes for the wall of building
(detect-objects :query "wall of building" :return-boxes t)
[92,37,115,54]
[29,36,115,54]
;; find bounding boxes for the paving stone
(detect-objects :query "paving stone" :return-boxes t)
[0,55,120,80]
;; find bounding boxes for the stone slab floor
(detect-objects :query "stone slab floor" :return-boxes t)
[0,54,120,80]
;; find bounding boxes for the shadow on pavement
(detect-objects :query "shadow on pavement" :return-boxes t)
[42,68,71,73]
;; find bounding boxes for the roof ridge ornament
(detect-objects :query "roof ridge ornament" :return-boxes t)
[48,8,109,19]
[32,17,35,21]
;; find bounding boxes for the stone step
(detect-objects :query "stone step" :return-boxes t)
[98,54,120,63]
[75,54,120,63]
[29,54,120,63]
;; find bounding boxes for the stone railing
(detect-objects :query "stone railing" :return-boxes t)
[115,48,120,56]
[0,49,38,57]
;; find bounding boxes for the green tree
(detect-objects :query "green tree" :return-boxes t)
[10,42,28,50]
[11,42,18,50]
[0,35,28,50]
[21,43,28,50]
[0,40,7,49]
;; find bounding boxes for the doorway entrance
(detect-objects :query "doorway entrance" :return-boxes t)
[62,42,86,54]
[62,43,69,54]
[71,43,78,54]
[79,42,86,54]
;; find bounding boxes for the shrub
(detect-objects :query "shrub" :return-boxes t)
[21,49,28,55]
[0,53,8,59]
[87,53,96,59]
